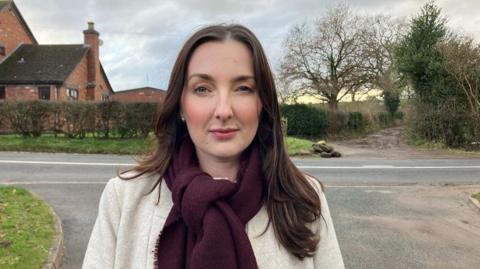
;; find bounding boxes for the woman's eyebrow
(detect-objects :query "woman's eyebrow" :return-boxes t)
[187,73,255,83]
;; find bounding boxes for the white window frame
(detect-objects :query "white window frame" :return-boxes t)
[67,88,79,101]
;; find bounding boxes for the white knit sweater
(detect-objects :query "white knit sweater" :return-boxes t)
[83,172,345,269]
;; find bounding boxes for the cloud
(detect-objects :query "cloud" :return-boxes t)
[12,0,480,91]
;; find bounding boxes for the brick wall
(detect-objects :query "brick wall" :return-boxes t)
[95,67,111,100]
[3,85,59,101]
[0,5,35,60]
[62,55,88,101]
[5,85,40,100]
[111,89,166,103]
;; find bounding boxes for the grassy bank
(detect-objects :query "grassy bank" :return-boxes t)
[0,134,315,156]
[0,186,55,269]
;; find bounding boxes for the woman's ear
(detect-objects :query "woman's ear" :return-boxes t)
[179,110,185,122]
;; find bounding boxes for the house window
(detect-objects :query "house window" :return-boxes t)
[67,88,78,100]
[0,43,5,56]
[101,94,109,101]
[38,86,50,100]
[0,86,5,100]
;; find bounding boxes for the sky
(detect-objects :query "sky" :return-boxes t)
[12,0,480,92]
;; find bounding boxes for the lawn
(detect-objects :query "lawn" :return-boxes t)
[0,186,55,269]
[0,134,315,156]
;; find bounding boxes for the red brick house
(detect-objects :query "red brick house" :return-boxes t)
[0,0,36,59]
[0,0,113,101]
[111,87,166,103]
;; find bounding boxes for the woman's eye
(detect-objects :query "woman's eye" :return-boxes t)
[238,86,254,93]
[193,86,209,94]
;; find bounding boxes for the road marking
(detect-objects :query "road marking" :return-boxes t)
[1,181,107,185]
[362,165,394,168]
[0,160,480,169]
[1,160,480,169]
[298,165,480,169]
[2,182,477,188]
[327,185,413,188]
[0,160,132,166]
[364,190,394,194]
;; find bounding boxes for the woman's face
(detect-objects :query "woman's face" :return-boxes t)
[180,40,262,162]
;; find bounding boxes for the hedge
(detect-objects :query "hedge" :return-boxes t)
[280,104,328,137]
[0,100,159,138]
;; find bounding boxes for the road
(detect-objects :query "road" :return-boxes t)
[1,151,480,269]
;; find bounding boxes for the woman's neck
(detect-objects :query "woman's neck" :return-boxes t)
[196,152,240,183]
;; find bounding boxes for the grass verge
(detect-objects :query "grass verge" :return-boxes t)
[408,136,480,157]
[0,134,316,156]
[285,136,315,156]
[473,192,480,203]
[0,186,55,269]
[0,134,153,155]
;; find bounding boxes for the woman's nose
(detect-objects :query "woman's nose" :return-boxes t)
[214,93,233,121]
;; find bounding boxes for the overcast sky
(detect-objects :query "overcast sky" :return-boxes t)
[13,0,480,92]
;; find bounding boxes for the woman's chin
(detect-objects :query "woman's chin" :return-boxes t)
[202,144,245,160]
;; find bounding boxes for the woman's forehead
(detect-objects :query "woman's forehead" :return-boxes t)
[186,40,255,79]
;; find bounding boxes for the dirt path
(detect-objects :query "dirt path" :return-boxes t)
[328,126,480,159]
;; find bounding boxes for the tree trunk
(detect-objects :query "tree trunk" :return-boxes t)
[328,99,338,112]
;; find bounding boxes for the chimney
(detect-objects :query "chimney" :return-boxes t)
[83,22,100,96]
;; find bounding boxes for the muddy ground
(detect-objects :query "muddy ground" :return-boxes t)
[327,126,480,159]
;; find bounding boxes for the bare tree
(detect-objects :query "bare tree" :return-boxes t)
[359,15,407,96]
[275,72,302,104]
[279,4,368,111]
[440,34,480,139]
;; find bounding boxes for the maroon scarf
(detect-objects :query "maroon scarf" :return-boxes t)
[154,136,265,269]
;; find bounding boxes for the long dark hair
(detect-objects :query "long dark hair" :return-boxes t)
[119,23,322,259]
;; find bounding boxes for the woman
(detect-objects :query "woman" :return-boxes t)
[83,24,344,269]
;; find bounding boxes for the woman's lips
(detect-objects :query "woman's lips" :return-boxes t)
[210,128,239,140]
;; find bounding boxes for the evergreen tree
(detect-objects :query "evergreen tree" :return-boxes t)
[395,1,468,147]
[395,1,448,104]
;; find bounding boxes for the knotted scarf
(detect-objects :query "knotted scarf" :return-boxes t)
[154,136,265,269]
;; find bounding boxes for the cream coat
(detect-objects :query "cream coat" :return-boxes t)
[83,171,345,269]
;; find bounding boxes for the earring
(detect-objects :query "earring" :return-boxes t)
[181,117,186,122]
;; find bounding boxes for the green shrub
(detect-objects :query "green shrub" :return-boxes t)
[407,100,468,147]
[346,112,365,131]
[280,104,328,137]
[383,90,400,116]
